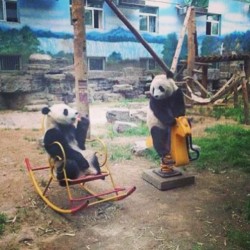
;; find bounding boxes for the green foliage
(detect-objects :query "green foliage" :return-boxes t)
[212,106,244,124]
[245,198,250,221]
[227,229,250,249]
[0,213,7,235]
[200,36,222,56]
[162,32,178,66]
[193,124,250,173]
[144,148,160,165]
[117,98,147,108]
[162,32,187,67]
[184,0,209,7]
[200,30,250,56]
[107,51,122,63]
[108,144,132,161]
[0,26,40,62]
[223,31,245,53]
[123,123,149,137]
[242,30,250,52]
[108,122,149,138]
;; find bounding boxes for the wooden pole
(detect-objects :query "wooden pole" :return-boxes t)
[244,59,250,98]
[242,78,249,124]
[72,0,89,119]
[104,0,173,77]
[171,7,192,73]
[187,7,195,79]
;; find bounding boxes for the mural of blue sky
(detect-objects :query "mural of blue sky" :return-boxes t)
[209,0,250,34]
[158,4,181,34]
[21,0,72,33]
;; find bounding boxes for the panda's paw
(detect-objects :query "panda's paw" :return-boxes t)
[83,167,99,175]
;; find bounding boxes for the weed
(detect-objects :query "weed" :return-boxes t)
[193,124,250,173]
[117,98,147,107]
[227,229,250,249]
[108,144,132,161]
[108,122,149,138]
[0,213,7,235]
[144,148,160,165]
[245,197,250,221]
[123,123,149,137]
[212,106,244,123]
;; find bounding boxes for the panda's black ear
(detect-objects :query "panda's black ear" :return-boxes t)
[166,70,174,79]
[42,107,50,115]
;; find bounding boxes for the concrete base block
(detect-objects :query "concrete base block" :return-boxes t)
[142,168,195,191]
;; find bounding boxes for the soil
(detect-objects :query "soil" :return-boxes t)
[0,103,249,250]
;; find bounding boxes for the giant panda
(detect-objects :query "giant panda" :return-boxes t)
[42,103,101,185]
[147,74,185,163]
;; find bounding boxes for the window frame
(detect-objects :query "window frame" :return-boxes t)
[69,0,103,29]
[0,0,19,23]
[139,7,158,33]
[0,54,21,71]
[206,14,221,36]
[88,57,105,71]
[85,6,103,29]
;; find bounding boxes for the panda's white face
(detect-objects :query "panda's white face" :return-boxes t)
[43,104,79,127]
[150,74,178,100]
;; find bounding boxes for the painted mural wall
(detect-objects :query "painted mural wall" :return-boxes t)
[0,0,250,69]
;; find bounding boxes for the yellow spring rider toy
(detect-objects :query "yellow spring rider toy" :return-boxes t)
[146,116,199,178]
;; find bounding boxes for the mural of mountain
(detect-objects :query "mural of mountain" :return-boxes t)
[86,27,167,44]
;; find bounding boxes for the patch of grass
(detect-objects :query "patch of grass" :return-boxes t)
[123,123,149,137]
[227,229,250,249]
[0,213,7,235]
[144,148,160,165]
[108,122,149,138]
[117,98,147,107]
[108,144,132,161]
[245,197,250,221]
[212,106,244,123]
[193,124,250,173]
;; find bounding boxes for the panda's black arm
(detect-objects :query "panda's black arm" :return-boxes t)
[44,129,89,168]
[172,88,186,117]
[44,129,77,158]
[76,117,90,150]
[150,98,176,126]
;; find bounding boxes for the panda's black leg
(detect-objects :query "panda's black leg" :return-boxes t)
[56,160,80,186]
[150,126,170,157]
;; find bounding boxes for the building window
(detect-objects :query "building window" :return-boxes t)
[88,57,105,70]
[0,0,19,22]
[0,55,21,70]
[69,0,103,29]
[85,0,103,29]
[139,7,158,33]
[140,58,156,70]
[206,14,220,36]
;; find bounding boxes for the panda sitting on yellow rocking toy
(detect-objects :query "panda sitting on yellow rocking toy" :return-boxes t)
[146,74,199,177]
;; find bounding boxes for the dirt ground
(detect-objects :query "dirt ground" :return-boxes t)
[0,103,249,250]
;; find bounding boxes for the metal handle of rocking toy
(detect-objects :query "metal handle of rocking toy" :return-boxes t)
[186,135,200,161]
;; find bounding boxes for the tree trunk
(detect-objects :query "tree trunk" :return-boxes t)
[72,0,89,120]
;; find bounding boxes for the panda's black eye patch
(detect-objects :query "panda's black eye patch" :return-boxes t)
[159,86,165,92]
[63,109,68,116]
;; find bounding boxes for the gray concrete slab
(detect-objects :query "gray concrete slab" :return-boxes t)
[142,168,195,191]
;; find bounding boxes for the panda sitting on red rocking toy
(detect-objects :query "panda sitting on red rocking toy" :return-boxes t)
[42,103,101,185]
